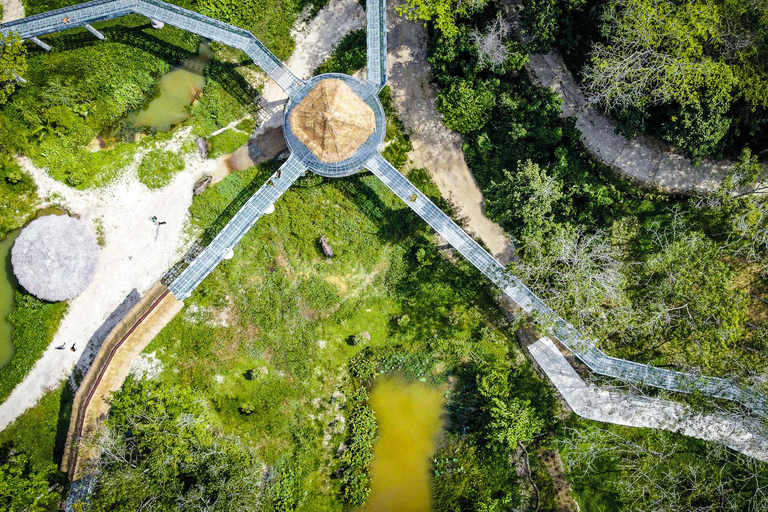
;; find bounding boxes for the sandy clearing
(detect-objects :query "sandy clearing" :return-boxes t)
[0,0,24,22]
[385,1,515,264]
[0,128,226,432]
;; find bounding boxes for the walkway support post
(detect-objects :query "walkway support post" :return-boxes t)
[83,23,105,39]
[29,36,51,50]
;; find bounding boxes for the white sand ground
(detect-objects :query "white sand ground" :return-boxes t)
[0,128,224,432]
[0,0,24,22]
[0,0,368,433]
[385,0,515,264]
[529,337,768,461]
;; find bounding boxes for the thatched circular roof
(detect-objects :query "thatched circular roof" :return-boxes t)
[12,215,99,302]
[288,79,376,163]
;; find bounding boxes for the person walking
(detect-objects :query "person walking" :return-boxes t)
[70,344,76,352]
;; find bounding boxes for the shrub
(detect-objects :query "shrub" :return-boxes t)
[137,149,185,189]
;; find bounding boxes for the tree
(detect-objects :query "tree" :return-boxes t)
[0,453,59,512]
[583,0,736,111]
[476,363,544,456]
[437,78,496,133]
[561,425,768,511]
[512,225,628,334]
[0,33,27,106]
[471,14,515,72]
[396,0,488,38]
[86,377,262,512]
[485,159,563,241]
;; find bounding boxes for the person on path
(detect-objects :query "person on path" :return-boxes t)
[151,216,157,223]
[70,344,76,352]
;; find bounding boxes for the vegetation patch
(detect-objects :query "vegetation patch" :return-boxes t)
[137,149,186,189]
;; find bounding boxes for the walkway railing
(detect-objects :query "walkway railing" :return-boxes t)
[365,0,386,93]
[0,0,303,94]
[364,152,768,419]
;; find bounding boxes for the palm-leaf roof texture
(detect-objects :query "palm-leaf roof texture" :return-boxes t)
[12,215,98,302]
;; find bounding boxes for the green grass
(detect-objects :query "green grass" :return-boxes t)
[0,382,72,473]
[0,292,68,404]
[137,149,186,189]
[207,126,251,159]
[314,29,367,76]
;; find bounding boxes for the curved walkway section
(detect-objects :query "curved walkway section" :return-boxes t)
[364,152,768,419]
[168,155,305,300]
[529,337,768,461]
[0,0,303,95]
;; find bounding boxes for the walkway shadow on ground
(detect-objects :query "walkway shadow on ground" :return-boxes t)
[50,288,141,471]
[27,22,262,112]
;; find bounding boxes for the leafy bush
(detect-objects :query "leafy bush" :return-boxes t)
[207,128,250,159]
[437,78,497,134]
[137,149,185,189]
[0,156,38,239]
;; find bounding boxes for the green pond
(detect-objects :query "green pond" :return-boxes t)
[364,377,446,512]
[0,228,21,368]
[132,42,211,132]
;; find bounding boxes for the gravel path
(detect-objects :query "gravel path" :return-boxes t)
[0,0,24,21]
[386,0,515,264]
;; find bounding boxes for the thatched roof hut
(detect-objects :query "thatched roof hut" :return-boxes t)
[289,79,376,163]
[12,215,99,302]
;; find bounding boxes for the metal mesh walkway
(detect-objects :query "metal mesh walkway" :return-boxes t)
[365,0,386,93]
[0,0,303,95]
[168,156,306,300]
[364,153,768,418]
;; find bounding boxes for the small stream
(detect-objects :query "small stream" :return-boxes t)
[0,229,21,368]
[364,377,445,512]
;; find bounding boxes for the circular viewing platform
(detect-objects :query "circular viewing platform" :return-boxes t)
[283,74,386,178]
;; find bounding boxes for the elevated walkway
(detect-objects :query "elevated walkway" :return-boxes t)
[168,155,306,300]
[0,0,303,94]
[61,282,183,482]
[365,0,386,93]
[364,152,768,419]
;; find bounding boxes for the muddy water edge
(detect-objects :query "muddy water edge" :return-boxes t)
[364,376,446,512]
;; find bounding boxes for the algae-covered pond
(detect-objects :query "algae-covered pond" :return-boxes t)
[365,377,445,512]
[0,228,21,368]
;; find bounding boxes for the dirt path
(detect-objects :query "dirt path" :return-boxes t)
[386,1,515,264]
[0,129,225,432]
[0,0,24,21]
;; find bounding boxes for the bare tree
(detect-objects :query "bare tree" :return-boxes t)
[472,13,512,71]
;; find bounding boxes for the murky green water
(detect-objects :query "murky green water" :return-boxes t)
[364,377,445,512]
[132,42,212,132]
[0,228,21,368]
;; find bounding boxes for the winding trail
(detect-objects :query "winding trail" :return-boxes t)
[386,0,515,264]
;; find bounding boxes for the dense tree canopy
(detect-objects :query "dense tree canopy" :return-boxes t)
[0,33,27,106]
